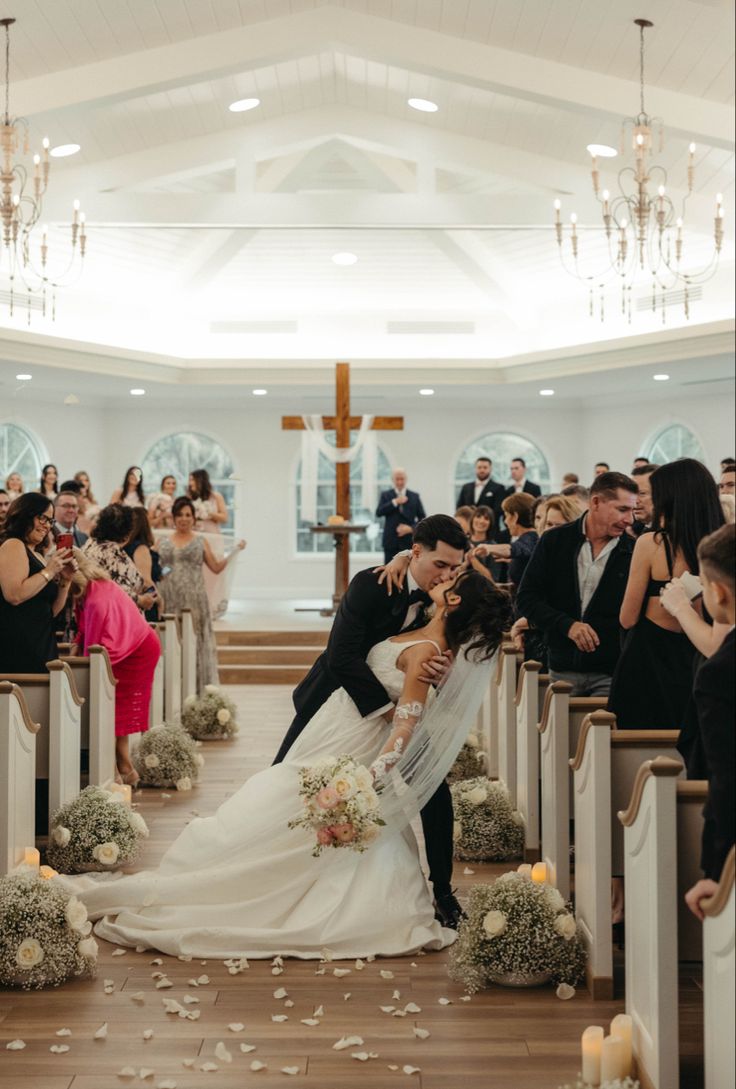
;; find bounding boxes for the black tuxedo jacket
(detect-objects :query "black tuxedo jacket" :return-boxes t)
[376,488,426,551]
[505,481,541,499]
[694,627,735,880]
[292,568,417,725]
[457,479,505,521]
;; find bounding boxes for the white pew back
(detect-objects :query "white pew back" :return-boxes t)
[160,614,182,722]
[149,623,164,727]
[497,645,520,806]
[0,682,39,875]
[61,646,117,786]
[702,846,735,1089]
[515,660,546,860]
[180,608,197,703]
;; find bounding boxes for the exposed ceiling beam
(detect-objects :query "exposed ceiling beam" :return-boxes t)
[431,232,532,331]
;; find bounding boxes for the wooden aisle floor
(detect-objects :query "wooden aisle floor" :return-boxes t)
[0,685,703,1089]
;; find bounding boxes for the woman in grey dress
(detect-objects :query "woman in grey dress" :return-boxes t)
[157,497,245,690]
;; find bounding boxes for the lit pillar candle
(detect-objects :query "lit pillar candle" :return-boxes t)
[23,847,40,872]
[610,1014,632,1074]
[108,782,132,806]
[581,1025,604,1086]
[531,862,547,884]
[517,863,532,878]
[39,865,58,880]
[600,1034,627,1083]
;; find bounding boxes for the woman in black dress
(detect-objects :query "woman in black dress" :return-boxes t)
[0,494,76,672]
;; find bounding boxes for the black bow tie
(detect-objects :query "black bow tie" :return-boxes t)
[407,588,431,606]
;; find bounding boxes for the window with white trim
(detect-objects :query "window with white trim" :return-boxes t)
[646,423,706,466]
[454,433,551,498]
[141,431,236,530]
[0,422,43,493]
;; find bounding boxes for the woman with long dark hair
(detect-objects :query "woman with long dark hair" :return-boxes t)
[38,463,59,499]
[110,466,145,508]
[610,458,725,729]
[187,468,228,532]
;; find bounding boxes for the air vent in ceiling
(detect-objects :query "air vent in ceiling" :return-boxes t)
[0,290,45,312]
[386,321,476,335]
[681,376,734,387]
[635,285,703,312]
[210,321,298,334]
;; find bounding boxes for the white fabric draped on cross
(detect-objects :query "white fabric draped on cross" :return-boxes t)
[300,414,377,524]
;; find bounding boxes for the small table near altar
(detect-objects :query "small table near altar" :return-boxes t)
[307,523,367,616]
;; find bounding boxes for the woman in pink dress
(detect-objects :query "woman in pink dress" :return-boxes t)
[70,550,160,787]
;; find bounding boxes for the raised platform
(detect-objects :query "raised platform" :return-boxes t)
[216,628,328,685]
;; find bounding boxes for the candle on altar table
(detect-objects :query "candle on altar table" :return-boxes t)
[23,847,40,872]
[517,863,532,878]
[610,1013,633,1074]
[600,1034,628,1083]
[531,862,547,884]
[581,1025,604,1086]
[39,865,58,880]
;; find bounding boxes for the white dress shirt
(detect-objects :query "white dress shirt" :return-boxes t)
[577,515,618,614]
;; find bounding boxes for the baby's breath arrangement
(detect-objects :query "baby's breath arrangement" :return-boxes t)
[133,722,204,790]
[451,776,525,861]
[447,733,487,784]
[181,684,238,740]
[448,874,587,992]
[47,785,149,873]
[0,873,97,989]
[559,1080,639,1089]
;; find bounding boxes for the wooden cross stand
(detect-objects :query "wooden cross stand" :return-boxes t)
[282,362,403,614]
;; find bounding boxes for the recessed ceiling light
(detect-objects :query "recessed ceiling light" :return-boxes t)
[64,394,80,405]
[586,143,618,158]
[653,374,670,381]
[408,97,439,113]
[252,388,268,396]
[539,388,555,396]
[332,252,358,266]
[130,388,146,396]
[50,143,81,158]
[228,97,261,113]
[419,388,435,396]
[15,373,32,380]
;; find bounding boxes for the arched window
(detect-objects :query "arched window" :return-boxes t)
[141,432,237,530]
[296,433,393,554]
[454,432,551,496]
[0,422,44,492]
[646,423,706,466]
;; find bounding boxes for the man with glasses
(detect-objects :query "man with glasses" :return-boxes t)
[54,489,88,547]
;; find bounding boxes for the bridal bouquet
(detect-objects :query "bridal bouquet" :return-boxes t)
[288,754,385,856]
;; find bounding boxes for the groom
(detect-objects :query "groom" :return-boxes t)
[273,514,469,928]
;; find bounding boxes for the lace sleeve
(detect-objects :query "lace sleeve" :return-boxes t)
[369,700,425,782]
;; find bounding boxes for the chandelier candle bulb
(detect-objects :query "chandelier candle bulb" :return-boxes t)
[600,1035,628,1082]
[553,200,562,245]
[610,1014,632,1073]
[581,1025,604,1086]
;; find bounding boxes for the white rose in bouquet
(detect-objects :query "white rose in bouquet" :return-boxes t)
[545,886,566,913]
[554,913,578,941]
[176,777,192,792]
[106,792,124,805]
[354,765,374,793]
[482,910,507,938]
[466,733,480,749]
[78,936,99,960]
[92,842,120,866]
[16,938,44,969]
[64,896,88,934]
[144,754,160,769]
[465,785,487,806]
[52,825,71,847]
[216,708,231,725]
[183,695,197,709]
[128,811,149,838]
[331,775,357,800]
[204,684,220,695]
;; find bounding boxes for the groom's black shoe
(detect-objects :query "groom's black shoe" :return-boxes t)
[433,890,466,930]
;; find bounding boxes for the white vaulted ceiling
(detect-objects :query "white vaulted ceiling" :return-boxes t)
[0,0,733,394]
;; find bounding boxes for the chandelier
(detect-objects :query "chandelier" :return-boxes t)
[553,18,724,323]
[0,16,86,320]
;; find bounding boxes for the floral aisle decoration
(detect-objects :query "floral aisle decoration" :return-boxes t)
[133,722,204,790]
[47,785,149,873]
[448,873,587,992]
[447,732,487,784]
[558,1080,640,1089]
[451,776,525,861]
[0,873,97,989]
[181,684,239,740]
[288,754,385,856]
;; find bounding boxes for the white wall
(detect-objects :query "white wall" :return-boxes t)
[3,387,733,600]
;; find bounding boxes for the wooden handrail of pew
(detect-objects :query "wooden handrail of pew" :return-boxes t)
[703,846,736,918]
[61,645,118,688]
[0,664,85,708]
[676,780,709,801]
[569,710,617,769]
[46,661,85,707]
[537,680,572,733]
[514,660,542,706]
[618,755,685,826]
[0,681,40,735]
[571,718,682,770]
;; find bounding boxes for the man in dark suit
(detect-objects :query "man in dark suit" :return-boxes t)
[456,457,505,524]
[505,457,541,499]
[376,468,426,563]
[273,514,469,927]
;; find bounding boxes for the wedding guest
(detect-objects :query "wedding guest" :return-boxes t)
[719,457,735,473]
[516,472,637,696]
[720,465,735,495]
[124,506,161,621]
[632,456,650,470]
[506,457,541,498]
[720,494,735,524]
[188,469,228,532]
[37,463,59,499]
[594,461,610,477]
[542,494,580,531]
[474,493,538,590]
[53,489,88,548]
[560,484,590,513]
[0,493,74,672]
[509,497,578,655]
[562,472,579,487]
[82,504,156,612]
[147,474,177,529]
[630,463,659,534]
[157,497,245,690]
[110,466,145,507]
[453,506,476,536]
[5,472,23,500]
[610,459,724,729]
[457,457,505,524]
[69,550,160,787]
[467,504,502,580]
[74,471,101,535]
[684,524,735,919]
[532,495,549,535]
[0,490,9,531]
[376,468,426,563]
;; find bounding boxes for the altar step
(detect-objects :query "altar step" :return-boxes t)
[216,630,327,685]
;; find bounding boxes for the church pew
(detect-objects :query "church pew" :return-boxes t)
[570,711,681,999]
[497,644,521,805]
[180,607,197,703]
[160,614,182,721]
[149,623,164,727]
[60,646,117,787]
[0,682,40,875]
[479,647,500,779]
[515,660,547,861]
[0,662,83,828]
[702,846,735,1089]
[618,757,709,1089]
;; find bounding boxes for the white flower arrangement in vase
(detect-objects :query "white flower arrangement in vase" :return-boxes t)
[0,873,97,989]
[133,723,204,789]
[181,685,239,740]
[447,732,487,785]
[47,785,149,873]
[451,776,525,861]
[448,873,587,993]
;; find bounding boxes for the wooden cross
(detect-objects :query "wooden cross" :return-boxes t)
[282,362,403,610]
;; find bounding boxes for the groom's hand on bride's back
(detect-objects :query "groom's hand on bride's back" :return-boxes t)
[420,649,453,687]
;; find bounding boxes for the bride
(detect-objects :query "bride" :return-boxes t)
[61,570,510,960]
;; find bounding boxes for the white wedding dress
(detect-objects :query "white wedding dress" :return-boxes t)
[64,638,455,959]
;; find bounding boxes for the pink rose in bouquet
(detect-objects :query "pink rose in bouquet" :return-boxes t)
[315,786,339,810]
[331,822,356,844]
[316,827,334,846]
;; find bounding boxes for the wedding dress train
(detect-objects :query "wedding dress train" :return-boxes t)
[63,638,455,959]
